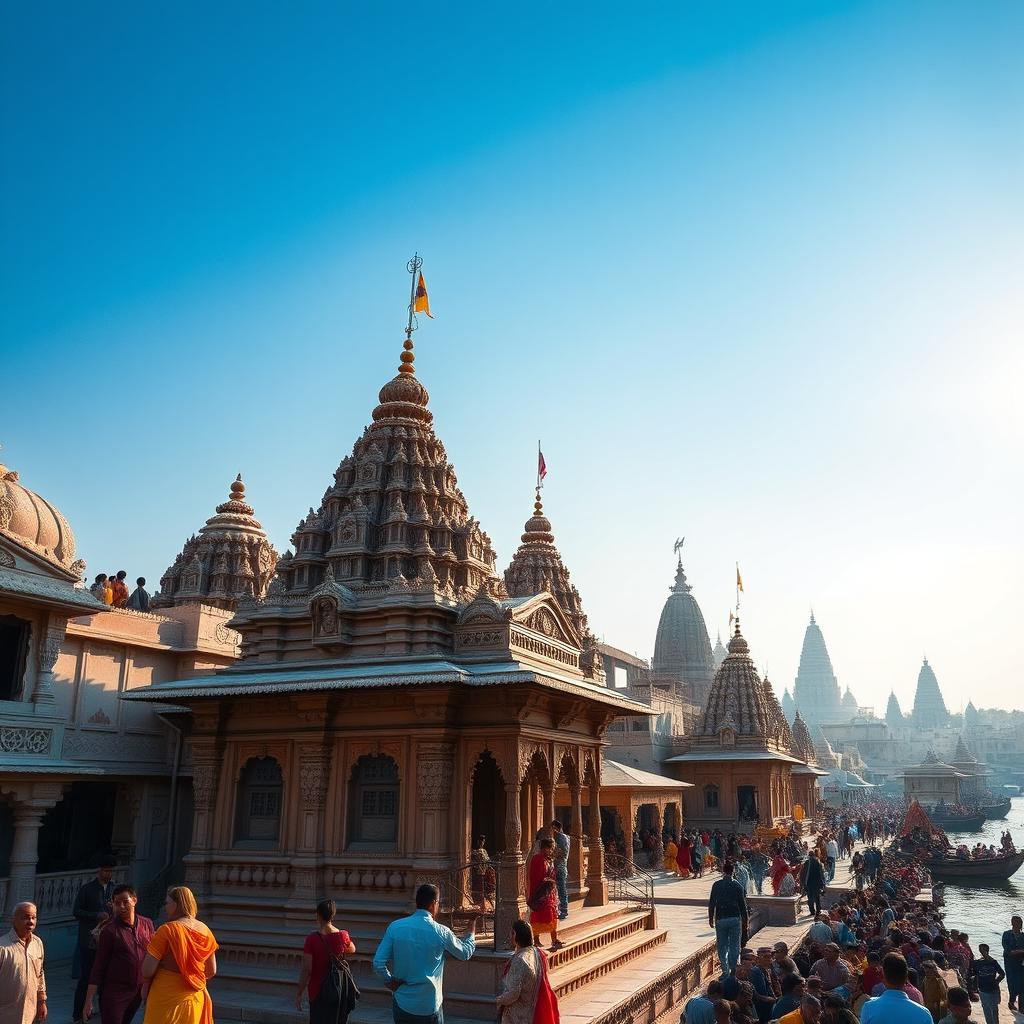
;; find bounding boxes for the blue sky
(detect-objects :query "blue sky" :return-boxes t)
[3,1,1022,711]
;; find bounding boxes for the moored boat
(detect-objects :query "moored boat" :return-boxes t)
[981,797,1012,820]
[929,811,986,831]
[927,850,1024,881]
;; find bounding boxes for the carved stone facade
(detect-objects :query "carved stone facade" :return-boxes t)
[153,475,278,611]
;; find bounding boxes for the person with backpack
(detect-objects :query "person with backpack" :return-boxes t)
[296,899,359,1024]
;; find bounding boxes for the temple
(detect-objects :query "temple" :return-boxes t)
[791,612,844,725]
[885,690,904,727]
[666,622,810,827]
[120,332,656,1016]
[650,554,715,705]
[911,657,950,728]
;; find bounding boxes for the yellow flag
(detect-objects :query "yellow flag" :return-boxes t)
[414,272,433,318]
[736,565,744,592]
[729,610,735,627]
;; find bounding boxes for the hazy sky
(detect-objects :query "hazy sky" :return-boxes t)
[3,2,1022,712]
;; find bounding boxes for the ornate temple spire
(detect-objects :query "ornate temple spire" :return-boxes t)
[153,474,278,610]
[792,612,843,725]
[953,734,976,763]
[781,686,795,722]
[697,621,791,751]
[652,549,714,705]
[267,308,503,604]
[503,486,604,681]
[790,710,817,765]
[885,690,904,728]
[964,700,980,727]
[712,630,728,671]
[911,656,950,728]
[841,685,858,712]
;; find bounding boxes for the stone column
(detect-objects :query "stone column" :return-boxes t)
[183,746,221,896]
[497,782,527,950]
[568,781,585,893]
[32,627,62,707]
[585,767,607,905]
[519,786,531,855]
[8,807,47,904]
[543,782,555,831]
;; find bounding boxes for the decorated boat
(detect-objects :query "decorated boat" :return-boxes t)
[926,850,1024,881]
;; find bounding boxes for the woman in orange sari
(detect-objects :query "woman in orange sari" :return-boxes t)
[141,886,218,1024]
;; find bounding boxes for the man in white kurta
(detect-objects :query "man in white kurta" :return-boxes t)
[0,902,47,1024]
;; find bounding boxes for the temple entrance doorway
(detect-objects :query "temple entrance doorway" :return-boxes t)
[470,752,505,858]
[737,785,758,823]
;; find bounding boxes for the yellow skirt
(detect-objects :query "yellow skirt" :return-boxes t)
[143,969,211,1024]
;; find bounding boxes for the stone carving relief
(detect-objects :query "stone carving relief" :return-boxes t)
[416,742,454,807]
[0,727,51,754]
[0,495,14,531]
[0,549,14,568]
[191,762,219,812]
[299,753,330,810]
[312,597,339,637]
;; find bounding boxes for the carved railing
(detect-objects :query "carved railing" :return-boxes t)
[326,861,419,895]
[603,852,655,916]
[32,867,129,922]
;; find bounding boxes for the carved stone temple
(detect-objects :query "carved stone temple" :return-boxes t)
[666,622,823,827]
[124,335,653,1016]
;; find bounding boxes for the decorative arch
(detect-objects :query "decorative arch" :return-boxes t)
[519,745,551,788]
[554,747,579,789]
[233,756,284,847]
[703,783,720,812]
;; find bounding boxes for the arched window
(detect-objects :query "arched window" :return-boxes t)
[348,755,399,848]
[703,784,719,811]
[234,757,283,847]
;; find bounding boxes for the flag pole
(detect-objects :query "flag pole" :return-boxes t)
[537,440,542,491]
[405,253,422,340]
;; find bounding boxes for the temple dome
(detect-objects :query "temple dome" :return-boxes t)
[841,686,858,712]
[153,474,279,611]
[503,489,603,681]
[792,612,843,725]
[0,462,80,576]
[651,556,714,704]
[697,622,792,751]
[911,657,950,728]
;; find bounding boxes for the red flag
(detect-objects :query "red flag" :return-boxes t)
[538,449,547,482]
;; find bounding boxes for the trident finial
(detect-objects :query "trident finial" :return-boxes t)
[401,253,423,375]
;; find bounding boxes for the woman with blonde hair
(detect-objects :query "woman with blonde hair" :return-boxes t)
[141,886,218,1024]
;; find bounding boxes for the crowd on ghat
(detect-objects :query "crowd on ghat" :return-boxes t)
[88,572,151,611]
[688,801,1024,1024]
[3,801,1022,1024]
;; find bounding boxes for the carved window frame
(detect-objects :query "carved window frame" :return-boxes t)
[233,755,285,850]
[0,613,32,702]
[345,753,401,852]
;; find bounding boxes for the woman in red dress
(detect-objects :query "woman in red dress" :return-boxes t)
[676,837,693,879]
[527,839,562,951]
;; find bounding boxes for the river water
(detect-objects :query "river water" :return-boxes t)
[936,796,1024,955]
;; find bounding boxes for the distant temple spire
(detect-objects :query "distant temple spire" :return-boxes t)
[885,690,904,727]
[792,612,843,725]
[911,656,950,728]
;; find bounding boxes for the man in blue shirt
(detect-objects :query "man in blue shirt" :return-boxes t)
[552,819,570,921]
[708,861,748,977]
[373,884,477,1024]
[860,953,933,1024]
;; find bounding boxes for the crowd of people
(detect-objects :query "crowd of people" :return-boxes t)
[688,818,1023,1024]
[88,573,151,611]
[952,834,1017,861]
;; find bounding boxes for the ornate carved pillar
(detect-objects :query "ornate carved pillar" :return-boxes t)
[184,742,222,896]
[497,781,526,950]
[585,761,607,905]
[543,781,555,830]
[416,741,454,855]
[6,784,63,905]
[519,785,531,855]
[32,624,63,707]
[568,781,585,894]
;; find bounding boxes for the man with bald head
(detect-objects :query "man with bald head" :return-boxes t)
[0,902,47,1024]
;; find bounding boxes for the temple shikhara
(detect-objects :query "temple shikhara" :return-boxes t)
[0,276,1016,1024]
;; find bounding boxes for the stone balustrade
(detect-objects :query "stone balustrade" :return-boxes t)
[327,860,417,892]
[0,867,129,924]
[211,860,292,887]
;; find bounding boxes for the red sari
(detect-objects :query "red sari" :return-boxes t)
[676,840,692,877]
[769,854,790,895]
[527,853,557,929]
[499,946,560,1024]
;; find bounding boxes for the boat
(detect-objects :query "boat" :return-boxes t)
[981,797,1012,820]
[928,810,986,831]
[926,850,1024,881]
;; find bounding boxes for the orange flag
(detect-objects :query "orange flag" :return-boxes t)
[414,272,433,318]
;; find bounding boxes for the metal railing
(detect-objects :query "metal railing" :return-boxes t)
[430,857,501,950]
[603,851,656,915]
